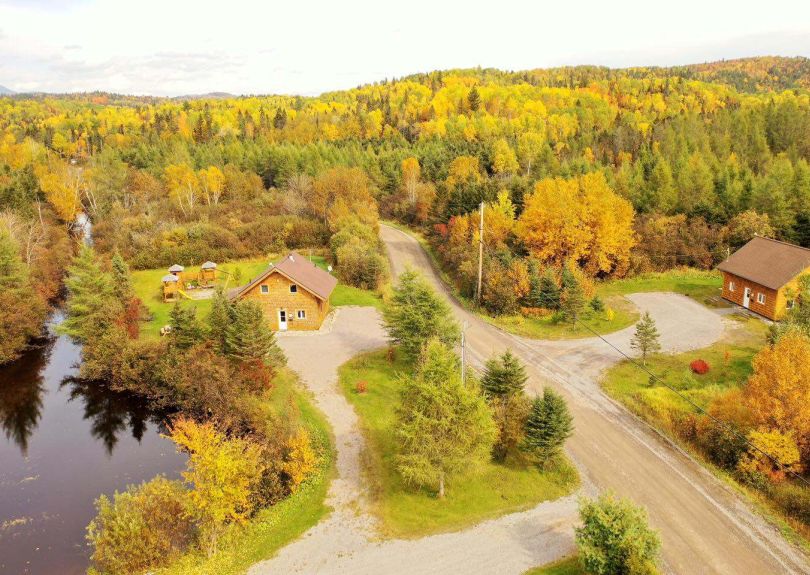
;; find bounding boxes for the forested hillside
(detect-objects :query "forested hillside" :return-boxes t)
[2,56,810,355]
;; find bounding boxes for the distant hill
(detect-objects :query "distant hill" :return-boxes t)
[0,85,15,95]
[671,56,810,93]
[173,91,237,101]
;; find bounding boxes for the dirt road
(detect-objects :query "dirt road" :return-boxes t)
[380,224,809,575]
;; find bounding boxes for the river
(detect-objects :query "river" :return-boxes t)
[0,214,186,574]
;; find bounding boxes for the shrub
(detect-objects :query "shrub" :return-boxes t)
[575,492,661,575]
[281,428,317,492]
[86,476,195,575]
[356,380,368,394]
[690,359,710,374]
[590,295,605,312]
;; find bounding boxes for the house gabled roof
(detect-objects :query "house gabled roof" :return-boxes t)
[717,236,810,290]
[232,252,337,301]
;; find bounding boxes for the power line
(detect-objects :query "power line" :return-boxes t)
[572,316,810,489]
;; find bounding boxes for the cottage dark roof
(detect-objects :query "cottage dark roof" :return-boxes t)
[162,274,179,283]
[168,264,184,273]
[201,261,217,269]
[717,236,810,290]
[233,252,337,301]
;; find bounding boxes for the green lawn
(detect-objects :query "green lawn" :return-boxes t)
[523,556,585,575]
[158,368,335,575]
[601,313,768,418]
[132,253,383,338]
[339,349,579,538]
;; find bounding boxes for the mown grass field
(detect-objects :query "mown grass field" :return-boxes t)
[339,349,579,538]
[158,368,335,575]
[601,313,768,417]
[523,556,585,575]
[131,253,383,338]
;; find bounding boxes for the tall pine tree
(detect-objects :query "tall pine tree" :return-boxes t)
[522,388,574,467]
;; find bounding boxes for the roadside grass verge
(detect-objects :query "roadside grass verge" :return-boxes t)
[131,253,382,338]
[381,222,724,341]
[523,556,585,575]
[339,348,579,538]
[158,368,335,575]
[600,314,810,550]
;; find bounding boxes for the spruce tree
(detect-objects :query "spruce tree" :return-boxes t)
[61,245,117,342]
[111,251,133,303]
[522,388,574,467]
[589,295,605,312]
[467,86,481,112]
[481,350,528,398]
[207,287,234,354]
[169,302,203,350]
[224,300,285,367]
[383,269,459,360]
[630,311,661,365]
[396,339,495,498]
[537,268,561,309]
[560,275,586,324]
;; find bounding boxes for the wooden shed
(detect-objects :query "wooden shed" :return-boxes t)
[230,252,337,331]
[200,261,217,287]
[717,236,810,320]
[162,274,180,302]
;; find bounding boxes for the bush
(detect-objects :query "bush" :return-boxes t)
[690,359,710,374]
[86,476,195,575]
[575,492,661,575]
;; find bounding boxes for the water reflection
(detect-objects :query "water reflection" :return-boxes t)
[0,338,50,455]
[61,377,171,455]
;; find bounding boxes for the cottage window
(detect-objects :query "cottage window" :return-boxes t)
[757,293,766,304]
[728,281,735,292]
[260,285,269,294]
[297,310,306,319]
[290,284,298,293]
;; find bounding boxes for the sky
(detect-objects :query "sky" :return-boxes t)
[2,0,810,97]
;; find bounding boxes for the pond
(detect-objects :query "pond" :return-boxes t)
[0,312,186,574]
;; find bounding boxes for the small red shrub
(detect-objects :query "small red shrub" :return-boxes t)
[690,359,710,375]
[356,380,368,394]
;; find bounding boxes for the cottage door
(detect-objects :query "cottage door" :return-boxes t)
[278,309,288,331]
[743,287,751,309]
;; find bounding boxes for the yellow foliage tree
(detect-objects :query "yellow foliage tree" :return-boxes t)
[446,155,482,189]
[282,428,317,492]
[515,172,635,276]
[164,163,199,216]
[34,162,84,225]
[491,138,519,176]
[737,428,803,482]
[744,331,810,464]
[198,166,225,206]
[169,419,264,556]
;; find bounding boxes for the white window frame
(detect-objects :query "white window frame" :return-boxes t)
[290,284,298,293]
[260,285,269,294]
[297,310,306,320]
[757,293,766,304]
[728,281,735,292]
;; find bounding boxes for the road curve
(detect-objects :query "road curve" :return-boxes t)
[380,223,810,575]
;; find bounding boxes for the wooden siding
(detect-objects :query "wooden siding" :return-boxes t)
[720,269,810,320]
[239,269,329,331]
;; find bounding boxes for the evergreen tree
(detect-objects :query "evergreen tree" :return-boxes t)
[169,303,203,350]
[207,287,234,353]
[224,300,285,367]
[467,86,481,112]
[396,339,495,498]
[590,295,605,312]
[522,388,574,467]
[481,350,528,398]
[111,251,132,303]
[630,312,661,365]
[61,245,117,342]
[383,269,460,360]
[560,275,586,324]
[537,268,561,309]
[0,230,42,364]
[273,107,287,130]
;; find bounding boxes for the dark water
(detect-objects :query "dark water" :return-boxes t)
[0,313,186,574]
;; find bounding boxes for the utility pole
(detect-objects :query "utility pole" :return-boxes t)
[476,200,484,305]
[460,321,468,387]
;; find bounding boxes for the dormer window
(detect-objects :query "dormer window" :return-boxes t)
[260,285,269,294]
[290,284,297,293]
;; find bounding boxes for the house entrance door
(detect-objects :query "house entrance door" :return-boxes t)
[278,309,288,331]
[743,287,751,309]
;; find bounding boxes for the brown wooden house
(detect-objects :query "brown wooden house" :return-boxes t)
[717,237,810,320]
[230,252,337,331]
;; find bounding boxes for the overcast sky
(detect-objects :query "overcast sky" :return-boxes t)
[2,0,810,96]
